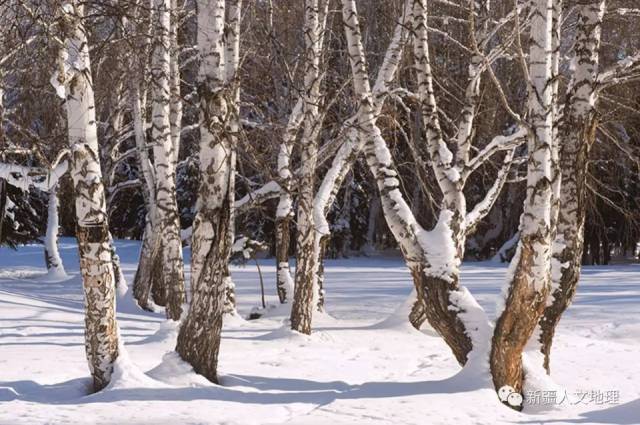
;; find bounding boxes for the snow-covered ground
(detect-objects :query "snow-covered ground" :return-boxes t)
[0,238,638,425]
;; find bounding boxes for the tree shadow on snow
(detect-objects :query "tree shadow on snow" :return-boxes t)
[519,398,640,425]
[0,369,486,407]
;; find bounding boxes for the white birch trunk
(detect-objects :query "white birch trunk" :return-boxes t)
[490,0,558,404]
[222,0,242,314]
[128,0,159,310]
[539,0,605,374]
[340,0,487,365]
[57,1,119,391]
[149,0,186,319]
[44,184,66,278]
[176,0,241,383]
[274,99,302,303]
[290,0,326,334]
[310,4,412,306]
[169,0,182,165]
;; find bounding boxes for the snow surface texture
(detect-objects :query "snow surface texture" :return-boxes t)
[0,238,639,424]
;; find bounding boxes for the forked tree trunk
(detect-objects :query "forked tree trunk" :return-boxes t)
[290,0,326,334]
[340,0,478,364]
[176,0,241,383]
[148,0,186,319]
[490,0,558,405]
[310,2,412,314]
[58,1,119,391]
[537,2,605,372]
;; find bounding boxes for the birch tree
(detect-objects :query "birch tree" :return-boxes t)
[55,1,119,391]
[289,0,329,334]
[339,0,495,365]
[176,0,242,383]
[539,0,617,373]
[490,0,560,401]
[311,1,413,315]
[274,99,301,303]
[148,0,186,320]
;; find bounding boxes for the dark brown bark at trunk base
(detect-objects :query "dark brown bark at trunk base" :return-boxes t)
[409,298,426,330]
[490,242,550,409]
[132,227,155,311]
[290,219,318,334]
[76,223,119,392]
[275,217,291,303]
[290,247,315,334]
[411,267,472,365]
[176,206,232,384]
[539,252,580,373]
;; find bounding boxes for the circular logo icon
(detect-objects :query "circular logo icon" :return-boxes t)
[498,385,523,407]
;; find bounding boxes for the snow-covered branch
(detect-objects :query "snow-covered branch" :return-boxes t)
[464,149,516,235]
[464,127,527,177]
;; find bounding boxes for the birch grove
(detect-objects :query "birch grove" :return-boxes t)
[2,0,640,413]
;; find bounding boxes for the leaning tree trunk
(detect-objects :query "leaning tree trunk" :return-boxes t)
[309,2,412,311]
[290,0,326,334]
[148,0,186,319]
[490,0,558,406]
[130,78,158,309]
[58,1,119,391]
[176,0,240,383]
[44,185,66,276]
[538,0,605,374]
